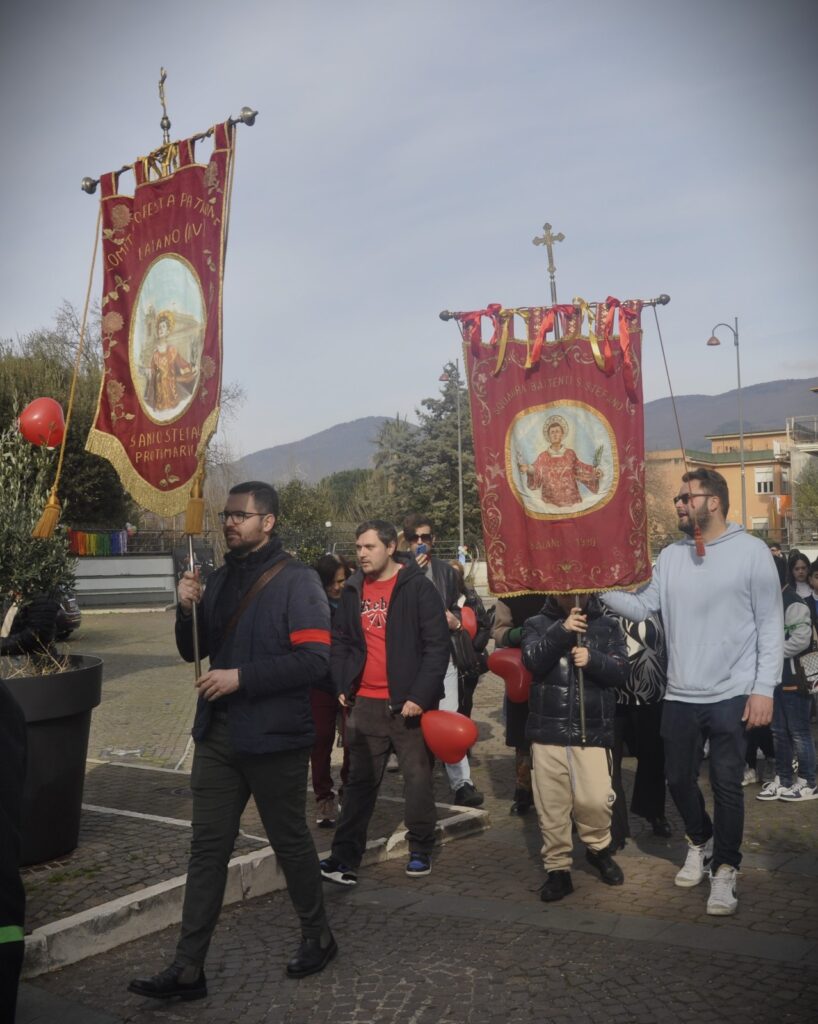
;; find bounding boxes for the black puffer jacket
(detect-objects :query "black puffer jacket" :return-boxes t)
[522,597,628,748]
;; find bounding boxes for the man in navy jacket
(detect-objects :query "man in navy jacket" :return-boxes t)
[129,482,336,1002]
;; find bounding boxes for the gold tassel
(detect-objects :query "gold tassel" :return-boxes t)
[31,488,62,539]
[185,474,204,535]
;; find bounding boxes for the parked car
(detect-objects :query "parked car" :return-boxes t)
[56,589,82,639]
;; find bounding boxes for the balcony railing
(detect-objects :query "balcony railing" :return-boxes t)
[787,416,818,445]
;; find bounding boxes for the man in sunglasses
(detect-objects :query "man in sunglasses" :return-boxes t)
[402,513,484,807]
[601,468,782,916]
[129,482,336,1002]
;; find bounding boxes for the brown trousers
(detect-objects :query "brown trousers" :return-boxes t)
[530,743,615,872]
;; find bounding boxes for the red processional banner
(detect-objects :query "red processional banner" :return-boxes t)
[458,299,649,596]
[86,123,234,515]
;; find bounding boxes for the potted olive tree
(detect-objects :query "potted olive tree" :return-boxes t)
[0,423,103,865]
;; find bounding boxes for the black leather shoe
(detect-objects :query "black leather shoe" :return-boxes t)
[286,933,338,978]
[649,816,672,838]
[585,846,625,886]
[509,788,533,815]
[540,870,573,902]
[454,782,484,807]
[127,963,207,1001]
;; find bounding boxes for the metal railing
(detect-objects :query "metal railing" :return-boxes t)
[787,416,818,446]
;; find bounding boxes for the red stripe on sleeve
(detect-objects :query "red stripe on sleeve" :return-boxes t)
[290,628,331,647]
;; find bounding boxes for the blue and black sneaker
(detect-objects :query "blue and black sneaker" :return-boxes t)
[320,855,358,886]
[405,852,431,877]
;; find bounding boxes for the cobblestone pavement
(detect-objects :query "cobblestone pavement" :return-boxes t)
[17,611,818,1023]
[78,609,198,770]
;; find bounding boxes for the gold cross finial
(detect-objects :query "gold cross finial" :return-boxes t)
[532,222,565,315]
[532,222,565,278]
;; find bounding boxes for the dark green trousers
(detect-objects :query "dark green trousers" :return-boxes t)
[176,713,329,967]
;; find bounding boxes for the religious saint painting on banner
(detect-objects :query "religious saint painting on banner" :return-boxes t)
[508,402,619,519]
[131,255,204,421]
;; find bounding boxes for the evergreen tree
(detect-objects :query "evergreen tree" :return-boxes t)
[363,363,481,541]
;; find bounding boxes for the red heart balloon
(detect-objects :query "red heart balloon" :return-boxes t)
[460,605,477,640]
[488,647,533,703]
[421,709,478,764]
[18,398,66,448]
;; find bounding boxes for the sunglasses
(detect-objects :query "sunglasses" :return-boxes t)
[406,532,433,543]
[671,492,713,507]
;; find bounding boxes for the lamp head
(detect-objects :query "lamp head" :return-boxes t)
[706,336,721,347]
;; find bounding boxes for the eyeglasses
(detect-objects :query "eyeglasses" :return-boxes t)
[671,493,713,507]
[406,532,433,543]
[218,510,267,524]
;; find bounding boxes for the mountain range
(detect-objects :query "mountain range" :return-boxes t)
[235,377,818,484]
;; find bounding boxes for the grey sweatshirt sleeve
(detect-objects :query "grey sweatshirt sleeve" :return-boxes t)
[600,569,662,622]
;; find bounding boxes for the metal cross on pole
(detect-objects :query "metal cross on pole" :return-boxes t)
[532,221,565,338]
[158,67,172,145]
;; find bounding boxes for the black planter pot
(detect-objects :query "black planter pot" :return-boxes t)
[4,655,103,866]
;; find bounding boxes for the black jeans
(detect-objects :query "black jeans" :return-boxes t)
[661,695,746,871]
[176,714,329,967]
[332,697,437,867]
[630,701,667,821]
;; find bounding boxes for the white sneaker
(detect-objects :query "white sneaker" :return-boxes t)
[779,779,818,802]
[674,836,713,887]
[386,752,400,773]
[741,766,759,787]
[756,777,784,801]
[707,864,738,916]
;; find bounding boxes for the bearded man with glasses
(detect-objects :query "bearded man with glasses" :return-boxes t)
[601,468,782,917]
[129,481,336,1002]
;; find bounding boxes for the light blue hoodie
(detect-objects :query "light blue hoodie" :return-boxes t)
[601,524,783,702]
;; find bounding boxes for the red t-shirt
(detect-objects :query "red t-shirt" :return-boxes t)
[357,570,400,699]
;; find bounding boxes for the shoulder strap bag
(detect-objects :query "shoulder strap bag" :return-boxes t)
[221,555,292,643]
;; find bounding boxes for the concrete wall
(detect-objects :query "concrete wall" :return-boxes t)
[75,555,176,608]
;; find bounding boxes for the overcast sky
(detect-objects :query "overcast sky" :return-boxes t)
[1,0,816,458]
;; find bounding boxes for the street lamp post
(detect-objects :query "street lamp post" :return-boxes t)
[439,363,465,548]
[706,317,747,529]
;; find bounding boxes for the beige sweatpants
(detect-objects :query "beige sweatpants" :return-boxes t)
[530,743,615,872]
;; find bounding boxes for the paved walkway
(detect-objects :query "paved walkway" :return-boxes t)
[15,610,818,1023]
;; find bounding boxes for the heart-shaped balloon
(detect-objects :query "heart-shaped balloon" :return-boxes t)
[421,709,478,764]
[18,398,66,448]
[488,647,533,703]
[460,605,477,640]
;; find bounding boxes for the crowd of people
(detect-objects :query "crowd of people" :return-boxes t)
[2,470,816,1015]
[125,470,818,1001]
